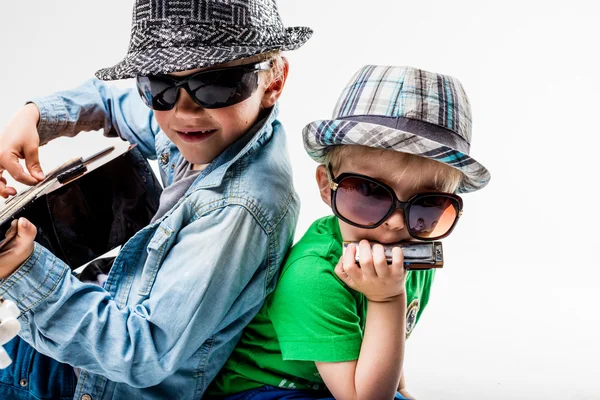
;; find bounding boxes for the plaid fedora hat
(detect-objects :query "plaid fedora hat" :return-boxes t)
[303,65,491,193]
[95,0,312,80]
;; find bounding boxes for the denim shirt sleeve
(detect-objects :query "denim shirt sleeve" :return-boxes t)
[0,205,270,388]
[30,78,160,160]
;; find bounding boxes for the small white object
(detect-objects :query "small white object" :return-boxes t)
[0,319,20,345]
[0,297,20,320]
[0,345,12,369]
[0,296,21,369]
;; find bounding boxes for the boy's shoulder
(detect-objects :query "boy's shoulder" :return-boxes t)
[281,216,342,275]
[228,118,298,228]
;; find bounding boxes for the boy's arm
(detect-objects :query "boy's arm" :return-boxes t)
[0,79,159,198]
[315,242,408,400]
[0,206,271,388]
[31,78,159,160]
[316,296,407,400]
[0,79,157,197]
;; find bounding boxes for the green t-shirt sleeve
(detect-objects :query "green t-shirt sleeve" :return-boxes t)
[267,255,363,363]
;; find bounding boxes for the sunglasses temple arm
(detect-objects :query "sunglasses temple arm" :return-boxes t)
[326,164,337,181]
[325,164,339,191]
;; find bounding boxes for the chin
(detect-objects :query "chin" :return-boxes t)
[179,151,213,166]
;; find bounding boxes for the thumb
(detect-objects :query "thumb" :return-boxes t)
[17,218,37,241]
[24,146,44,180]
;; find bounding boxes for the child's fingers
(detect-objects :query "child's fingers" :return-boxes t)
[343,261,362,283]
[372,243,389,278]
[0,171,18,198]
[5,219,18,236]
[1,220,18,242]
[390,246,405,276]
[1,219,36,255]
[1,153,38,186]
[342,242,357,267]
[16,218,36,241]
[335,261,357,290]
[358,240,376,278]
[341,243,362,283]
[334,260,346,278]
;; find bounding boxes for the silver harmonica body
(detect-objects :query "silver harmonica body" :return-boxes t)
[343,241,444,270]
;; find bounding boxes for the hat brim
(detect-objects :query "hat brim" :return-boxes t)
[303,119,491,193]
[95,26,312,81]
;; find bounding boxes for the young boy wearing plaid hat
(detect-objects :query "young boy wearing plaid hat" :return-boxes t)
[0,1,311,399]
[209,65,491,400]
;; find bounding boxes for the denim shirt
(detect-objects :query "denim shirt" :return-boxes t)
[0,79,300,400]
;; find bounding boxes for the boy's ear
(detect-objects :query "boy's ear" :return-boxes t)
[316,165,332,207]
[261,57,289,109]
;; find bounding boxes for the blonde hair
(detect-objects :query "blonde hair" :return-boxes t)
[246,50,286,86]
[323,145,463,193]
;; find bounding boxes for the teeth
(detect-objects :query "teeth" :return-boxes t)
[180,129,214,135]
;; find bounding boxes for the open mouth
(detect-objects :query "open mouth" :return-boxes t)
[175,129,218,142]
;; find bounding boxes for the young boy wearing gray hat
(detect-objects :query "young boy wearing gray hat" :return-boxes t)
[0,1,311,399]
[209,65,491,400]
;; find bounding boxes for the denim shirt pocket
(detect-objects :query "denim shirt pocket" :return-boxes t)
[137,222,176,297]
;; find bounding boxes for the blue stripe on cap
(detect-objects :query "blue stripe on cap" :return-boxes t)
[445,79,454,130]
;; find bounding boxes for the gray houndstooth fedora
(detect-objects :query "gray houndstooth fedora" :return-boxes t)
[95,0,312,80]
[303,65,491,193]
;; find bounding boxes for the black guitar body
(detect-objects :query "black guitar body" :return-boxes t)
[0,145,162,269]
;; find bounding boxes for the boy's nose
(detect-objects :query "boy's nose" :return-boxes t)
[383,210,405,231]
[174,88,204,114]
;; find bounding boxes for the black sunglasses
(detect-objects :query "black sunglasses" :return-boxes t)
[327,166,463,240]
[136,60,272,111]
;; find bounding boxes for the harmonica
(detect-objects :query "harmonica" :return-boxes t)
[343,241,444,270]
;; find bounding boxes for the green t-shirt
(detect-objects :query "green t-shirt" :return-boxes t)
[208,216,435,395]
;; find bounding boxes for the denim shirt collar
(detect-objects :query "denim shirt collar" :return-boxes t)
[188,103,279,191]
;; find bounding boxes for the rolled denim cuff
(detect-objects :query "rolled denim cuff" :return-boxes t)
[0,243,69,314]
[27,96,70,146]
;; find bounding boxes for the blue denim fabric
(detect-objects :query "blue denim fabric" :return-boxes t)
[0,79,299,400]
[220,386,408,400]
[0,338,75,400]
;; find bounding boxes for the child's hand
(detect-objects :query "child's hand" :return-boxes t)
[335,240,406,302]
[0,218,37,279]
[0,103,45,198]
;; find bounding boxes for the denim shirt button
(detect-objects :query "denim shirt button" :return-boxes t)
[19,378,27,387]
[81,394,92,400]
[159,152,170,166]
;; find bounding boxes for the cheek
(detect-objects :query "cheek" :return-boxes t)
[338,220,373,240]
[214,98,262,132]
[153,110,170,129]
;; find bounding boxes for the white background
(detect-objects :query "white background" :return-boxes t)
[1,1,599,399]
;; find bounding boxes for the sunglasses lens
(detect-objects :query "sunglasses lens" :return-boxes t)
[408,195,460,239]
[335,177,394,227]
[188,68,259,109]
[136,76,178,111]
